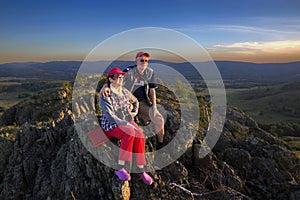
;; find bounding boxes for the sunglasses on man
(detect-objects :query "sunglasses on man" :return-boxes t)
[139,59,148,63]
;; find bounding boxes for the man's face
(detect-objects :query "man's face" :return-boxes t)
[136,55,149,72]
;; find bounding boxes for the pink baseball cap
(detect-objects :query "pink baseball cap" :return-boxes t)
[135,51,150,59]
[108,68,126,76]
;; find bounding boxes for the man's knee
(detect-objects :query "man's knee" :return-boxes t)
[153,114,164,125]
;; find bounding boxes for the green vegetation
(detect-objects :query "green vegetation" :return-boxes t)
[226,81,300,124]
[0,79,70,116]
[281,136,300,157]
[226,81,300,157]
[161,78,210,137]
[0,126,17,141]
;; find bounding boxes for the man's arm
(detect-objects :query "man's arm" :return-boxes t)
[148,69,158,109]
[149,88,157,110]
[129,91,139,117]
[99,83,110,97]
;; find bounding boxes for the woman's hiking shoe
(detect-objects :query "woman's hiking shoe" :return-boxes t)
[139,172,153,185]
[115,168,131,181]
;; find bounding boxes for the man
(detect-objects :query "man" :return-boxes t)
[101,52,165,146]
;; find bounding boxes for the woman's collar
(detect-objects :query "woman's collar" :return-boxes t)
[110,85,122,95]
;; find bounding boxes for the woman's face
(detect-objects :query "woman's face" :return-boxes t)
[110,74,124,88]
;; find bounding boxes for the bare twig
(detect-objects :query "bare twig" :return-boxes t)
[170,182,230,199]
[170,182,203,199]
[70,190,76,200]
[222,186,251,200]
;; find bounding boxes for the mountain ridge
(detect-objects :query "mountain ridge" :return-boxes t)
[1,60,300,83]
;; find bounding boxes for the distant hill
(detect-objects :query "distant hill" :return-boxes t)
[215,61,300,83]
[0,60,300,83]
[227,81,300,124]
[0,61,81,80]
[163,61,300,83]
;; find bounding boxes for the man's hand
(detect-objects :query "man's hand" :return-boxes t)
[100,83,110,97]
[152,105,162,119]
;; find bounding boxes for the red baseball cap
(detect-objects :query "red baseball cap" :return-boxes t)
[108,68,126,76]
[135,51,150,59]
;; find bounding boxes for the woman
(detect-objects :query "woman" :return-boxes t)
[100,67,153,185]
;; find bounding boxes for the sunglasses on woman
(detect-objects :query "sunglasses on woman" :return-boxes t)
[110,75,124,80]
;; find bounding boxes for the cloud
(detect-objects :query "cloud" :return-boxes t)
[176,17,300,41]
[213,40,300,51]
[177,24,300,42]
[208,40,300,63]
[177,23,300,34]
[209,25,300,36]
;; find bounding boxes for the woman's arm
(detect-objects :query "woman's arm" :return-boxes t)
[100,97,128,126]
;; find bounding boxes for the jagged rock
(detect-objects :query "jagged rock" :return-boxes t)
[193,144,217,169]
[0,87,299,199]
[221,148,251,177]
[111,178,130,200]
[0,137,13,184]
[0,106,16,125]
[213,130,234,153]
[226,107,258,128]
[210,106,300,199]
[221,162,245,193]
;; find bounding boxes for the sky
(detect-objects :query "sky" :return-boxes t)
[1,0,300,63]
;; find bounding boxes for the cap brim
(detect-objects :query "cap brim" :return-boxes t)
[136,52,150,58]
[142,53,150,57]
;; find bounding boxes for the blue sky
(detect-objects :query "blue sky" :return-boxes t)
[1,0,300,63]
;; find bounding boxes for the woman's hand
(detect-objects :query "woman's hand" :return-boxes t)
[128,101,138,117]
[127,123,137,130]
[130,110,138,117]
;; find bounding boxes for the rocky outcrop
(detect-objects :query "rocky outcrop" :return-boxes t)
[0,87,299,199]
[211,107,300,199]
